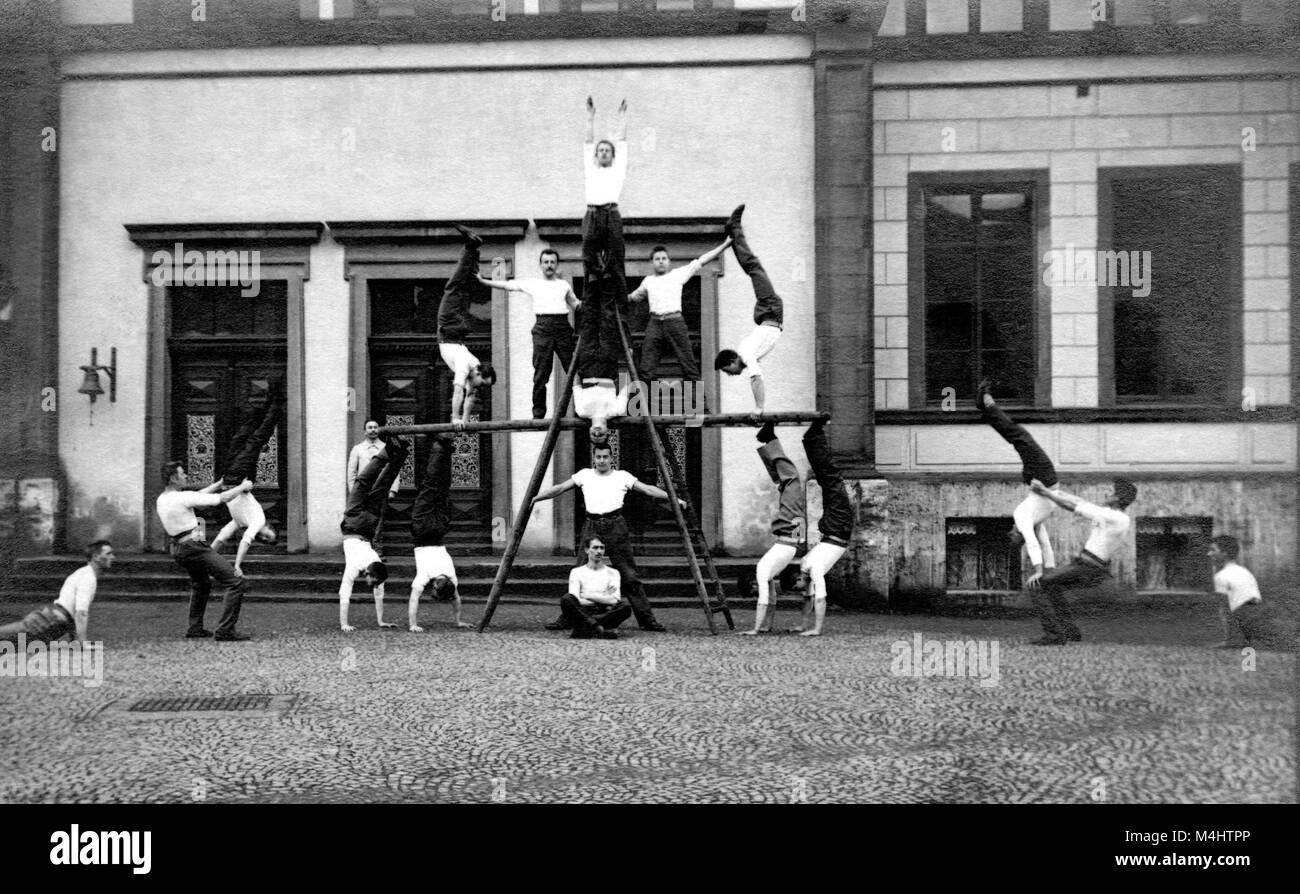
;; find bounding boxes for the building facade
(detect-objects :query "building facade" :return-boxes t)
[1,0,1296,601]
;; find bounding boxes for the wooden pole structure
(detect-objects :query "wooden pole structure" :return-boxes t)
[476,335,585,632]
[380,411,828,436]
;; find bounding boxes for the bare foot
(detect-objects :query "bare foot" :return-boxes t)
[738,629,760,636]
[409,625,424,633]
[798,629,822,637]
[455,622,473,629]
[341,624,356,633]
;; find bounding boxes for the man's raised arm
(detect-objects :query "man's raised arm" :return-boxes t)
[585,95,595,144]
[695,237,732,268]
[615,99,627,142]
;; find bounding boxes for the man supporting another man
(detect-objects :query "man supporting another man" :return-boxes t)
[408,435,472,632]
[1027,476,1138,645]
[559,535,631,640]
[0,540,114,644]
[791,420,855,637]
[211,388,281,578]
[477,249,580,420]
[339,436,410,632]
[156,463,254,641]
[714,205,784,414]
[534,440,682,632]
[437,224,497,428]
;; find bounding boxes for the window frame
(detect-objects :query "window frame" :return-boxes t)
[907,169,1052,410]
[1097,164,1243,408]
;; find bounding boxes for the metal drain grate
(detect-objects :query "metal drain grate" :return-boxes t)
[128,695,274,713]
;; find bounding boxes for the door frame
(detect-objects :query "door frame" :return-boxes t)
[128,222,322,553]
[330,219,529,552]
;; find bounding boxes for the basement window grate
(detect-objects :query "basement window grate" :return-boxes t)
[128,695,275,713]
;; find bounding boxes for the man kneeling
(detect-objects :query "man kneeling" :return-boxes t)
[560,536,630,640]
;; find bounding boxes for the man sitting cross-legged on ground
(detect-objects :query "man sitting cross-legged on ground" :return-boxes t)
[211,388,282,578]
[976,379,1057,589]
[628,238,730,383]
[1027,476,1138,645]
[0,540,114,645]
[559,535,631,640]
[740,421,805,636]
[534,440,684,632]
[714,204,784,414]
[790,420,854,637]
[437,224,498,429]
[408,434,471,632]
[338,435,410,632]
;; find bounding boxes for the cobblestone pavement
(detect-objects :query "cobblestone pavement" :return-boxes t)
[0,601,1292,803]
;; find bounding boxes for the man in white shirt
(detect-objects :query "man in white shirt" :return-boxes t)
[1028,477,1139,645]
[0,540,113,644]
[714,205,784,414]
[629,239,730,382]
[156,462,255,641]
[739,423,805,636]
[437,224,497,428]
[1208,535,1265,649]
[575,96,631,438]
[339,435,409,632]
[347,420,399,495]
[211,390,281,577]
[534,440,684,632]
[477,248,580,419]
[408,435,472,632]
[559,536,630,639]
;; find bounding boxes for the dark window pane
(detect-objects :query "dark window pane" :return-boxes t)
[170,287,213,336]
[214,288,253,336]
[926,350,972,401]
[253,281,288,336]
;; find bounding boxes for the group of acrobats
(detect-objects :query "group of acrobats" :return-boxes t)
[2,99,1265,649]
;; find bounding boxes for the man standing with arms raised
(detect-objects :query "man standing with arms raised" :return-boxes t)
[628,239,731,383]
[533,440,683,633]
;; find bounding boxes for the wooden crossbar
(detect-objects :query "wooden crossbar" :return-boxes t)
[381,411,828,436]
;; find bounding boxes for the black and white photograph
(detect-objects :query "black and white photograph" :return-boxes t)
[0,0,1294,849]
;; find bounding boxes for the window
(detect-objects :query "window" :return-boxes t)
[946,518,1021,590]
[1101,166,1240,404]
[915,181,1039,405]
[300,0,355,19]
[368,278,491,335]
[170,283,288,337]
[1136,517,1212,591]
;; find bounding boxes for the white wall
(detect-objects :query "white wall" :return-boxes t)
[57,35,816,551]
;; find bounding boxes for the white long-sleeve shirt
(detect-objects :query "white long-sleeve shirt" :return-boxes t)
[155,489,222,536]
[583,140,628,205]
[1074,500,1130,562]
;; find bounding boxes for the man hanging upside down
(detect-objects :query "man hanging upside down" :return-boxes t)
[338,435,409,632]
[437,224,497,429]
[408,435,471,632]
[976,379,1057,589]
[714,204,784,414]
[790,420,854,637]
[740,421,805,635]
[211,387,282,577]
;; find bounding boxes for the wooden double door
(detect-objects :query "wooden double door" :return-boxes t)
[169,346,287,547]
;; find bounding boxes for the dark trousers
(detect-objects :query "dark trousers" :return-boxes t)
[411,436,452,547]
[1034,557,1107,639]
[340,443,408,540]
[580,515,658,628]
[731,219,783,327]
[221,396,281,485]
[0,604,74,644]
[437,242,480,344]
[803,425,854,542]
[641,314,700,380]
[559,594,632,637]
[981,402,1058,488]
[758,438,805,543]
[531,315,576,418]
[173,538,246,637]
[575,268,622,381]
[1225,601,1265,646]
[582,204,627,302]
